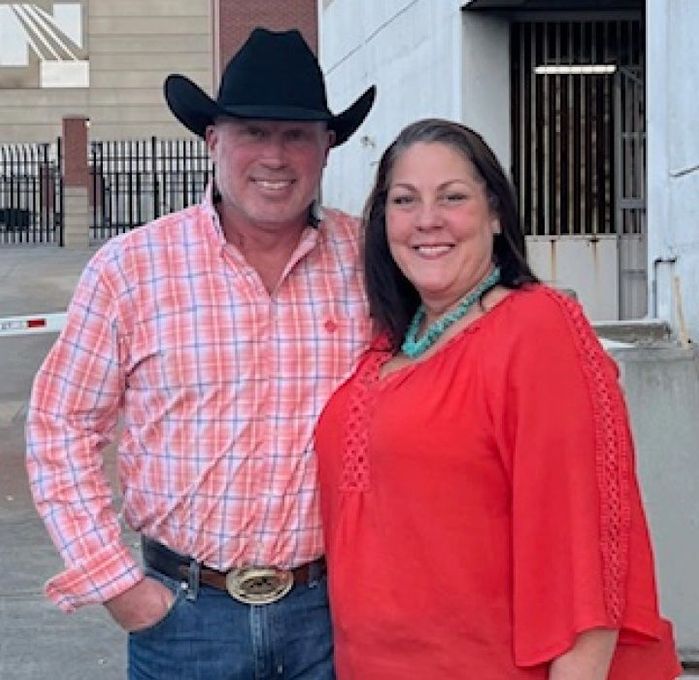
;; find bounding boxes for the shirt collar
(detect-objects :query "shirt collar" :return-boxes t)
[200,182,325,266]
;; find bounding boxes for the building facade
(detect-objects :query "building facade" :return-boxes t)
[0,0,317,142]
[320,0,699,345]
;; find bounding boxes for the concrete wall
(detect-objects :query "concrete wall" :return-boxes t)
[646,0,699,344]
[528,236,620,321]
[318,1,512,219]
[460,10,510,173]
[320,0,509,216]
[0,0,212,143]
[610,345,699,660]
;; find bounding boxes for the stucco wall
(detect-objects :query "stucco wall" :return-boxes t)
[320,0,472,215]
[460,10,510,173]
[0,0,212,143]
[646,0,699,344]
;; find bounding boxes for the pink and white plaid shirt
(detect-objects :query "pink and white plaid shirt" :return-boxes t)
[26,192,371,612]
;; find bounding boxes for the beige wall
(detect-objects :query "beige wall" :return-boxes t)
[0,0,212,143]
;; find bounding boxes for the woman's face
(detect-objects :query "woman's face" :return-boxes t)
[385,141,500,318]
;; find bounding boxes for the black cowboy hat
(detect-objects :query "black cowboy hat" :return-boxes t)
[164,27,375,147]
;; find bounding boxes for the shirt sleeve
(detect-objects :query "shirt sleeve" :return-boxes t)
[493,288,665,667]
[25,248,143,612]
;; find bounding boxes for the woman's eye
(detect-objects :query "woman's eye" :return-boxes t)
[390,195,414,206]
[443,193,467,203]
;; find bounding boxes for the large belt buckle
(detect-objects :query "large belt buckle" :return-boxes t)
[225,566,294,605]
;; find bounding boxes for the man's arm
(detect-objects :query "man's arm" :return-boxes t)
[26,250,143,612]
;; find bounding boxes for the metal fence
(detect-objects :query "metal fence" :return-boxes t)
[510,18,645,238]
[90,137,211,241]
[0,141,63,245]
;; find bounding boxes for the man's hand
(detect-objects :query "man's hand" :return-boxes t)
[104,576,177,632]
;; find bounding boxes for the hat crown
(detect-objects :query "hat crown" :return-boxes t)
[164,26,375,144]
[217,28,330,116]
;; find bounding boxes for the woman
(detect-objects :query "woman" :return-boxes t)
[315,119,681,679]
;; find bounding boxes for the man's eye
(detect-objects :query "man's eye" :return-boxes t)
[243,127,265,139]
[286,129,308,142]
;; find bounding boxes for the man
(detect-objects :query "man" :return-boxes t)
[26,28,375,679]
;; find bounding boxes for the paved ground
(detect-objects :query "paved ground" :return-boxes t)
[1,245,696,679]
[0,246,130,680]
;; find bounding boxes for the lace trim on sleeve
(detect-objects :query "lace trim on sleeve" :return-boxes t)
[340,349,389,492]
[544,289,631,624]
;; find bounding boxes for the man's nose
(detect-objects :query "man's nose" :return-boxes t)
[259,135,287,166]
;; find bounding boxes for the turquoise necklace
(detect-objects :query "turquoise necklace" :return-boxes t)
[401,267,501,358]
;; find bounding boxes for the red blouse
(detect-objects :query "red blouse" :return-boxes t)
[316,285,680,680]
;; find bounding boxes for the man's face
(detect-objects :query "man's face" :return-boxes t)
[206,119,334,234]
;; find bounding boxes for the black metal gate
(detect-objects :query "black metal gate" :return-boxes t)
[510,17,646,317]
[0,140,63,245]
[90,137,211,241]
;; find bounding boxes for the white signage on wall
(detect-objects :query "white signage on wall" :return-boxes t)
[0,1,88,88]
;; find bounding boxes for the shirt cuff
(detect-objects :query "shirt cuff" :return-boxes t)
[45,541,144,613]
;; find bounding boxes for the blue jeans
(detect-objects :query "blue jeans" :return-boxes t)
[128,567,334,680]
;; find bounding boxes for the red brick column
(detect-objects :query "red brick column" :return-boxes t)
[62,116,90,189]
[215,0,318,77]
[61,116,90,247]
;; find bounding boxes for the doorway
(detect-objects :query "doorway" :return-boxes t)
[510,17,646,319]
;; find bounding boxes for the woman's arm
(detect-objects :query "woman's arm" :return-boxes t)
[549,629,619,680]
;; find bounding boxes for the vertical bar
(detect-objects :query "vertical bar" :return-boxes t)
[57,137,64,246]
[182,139,188,207]
[0,146,5,245]
[90,141,96,240]
[152,135,159,220]
[531,22,540,236]
[541,23,550,237]
[595,23,605,236]
[30,144,36,243]
[136,139,143,227]
[106,141,112,239]
[127,140,134,232]
[572,24,581,235]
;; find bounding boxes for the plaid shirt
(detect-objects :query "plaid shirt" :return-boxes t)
[26,192,371,612]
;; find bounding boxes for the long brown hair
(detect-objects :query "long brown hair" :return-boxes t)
[362,118,538,351]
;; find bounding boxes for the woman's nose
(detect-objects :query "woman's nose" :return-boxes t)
[415,202,443,230]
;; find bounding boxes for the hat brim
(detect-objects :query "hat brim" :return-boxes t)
[164,74,375,147]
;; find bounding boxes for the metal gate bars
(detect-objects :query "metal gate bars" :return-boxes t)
[0,140,63,245]
[90,137,211,241]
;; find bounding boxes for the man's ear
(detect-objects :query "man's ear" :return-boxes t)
[205,125,218,157]
[324,129,337,164]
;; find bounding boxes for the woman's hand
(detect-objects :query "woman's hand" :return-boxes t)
[104,576,176,632]
[548,628,618,680]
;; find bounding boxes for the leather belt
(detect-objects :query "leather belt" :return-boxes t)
[142,536,326,604]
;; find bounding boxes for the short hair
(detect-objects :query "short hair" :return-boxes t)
[362,118,538,351]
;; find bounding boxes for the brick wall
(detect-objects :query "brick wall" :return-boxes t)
[216,0,318,78]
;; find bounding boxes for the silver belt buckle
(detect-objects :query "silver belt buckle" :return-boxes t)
[225,566,294,604]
